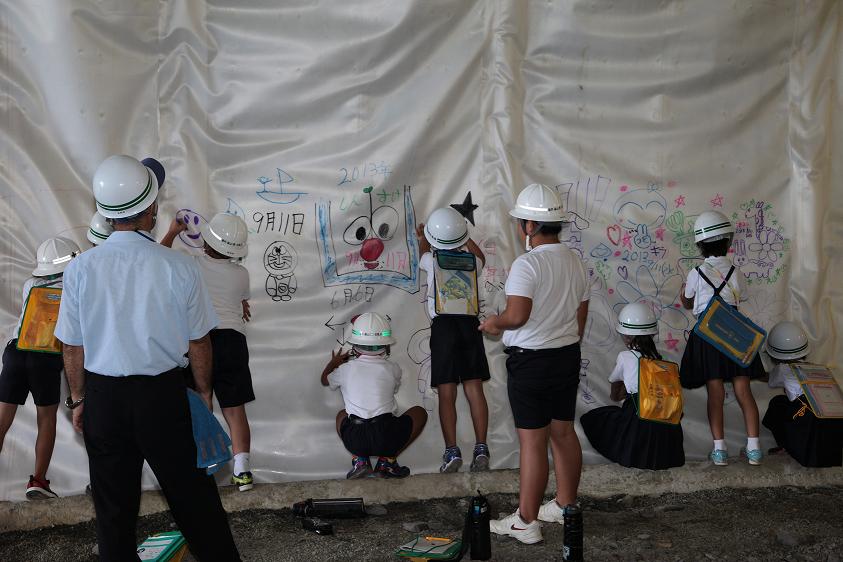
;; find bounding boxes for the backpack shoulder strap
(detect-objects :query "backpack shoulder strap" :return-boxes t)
[696,266,716,290]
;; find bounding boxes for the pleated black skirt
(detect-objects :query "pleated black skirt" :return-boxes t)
[679,330,765,389]
[580,396,685,470]
[762,394,843,467]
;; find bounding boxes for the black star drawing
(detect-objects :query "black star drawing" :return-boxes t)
[450,191,479,226]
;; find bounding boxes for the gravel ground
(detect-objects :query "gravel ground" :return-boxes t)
[2,485,843,561]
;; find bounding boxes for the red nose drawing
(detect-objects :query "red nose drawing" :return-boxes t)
[360,238,384,269]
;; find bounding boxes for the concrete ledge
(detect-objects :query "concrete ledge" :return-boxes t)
[2,456,841,533]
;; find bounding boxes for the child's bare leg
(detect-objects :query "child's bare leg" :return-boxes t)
[34,404,58,481]
[221,405,251,456]
[705,379,726,440]
[437,383,458,448]
[462,380,488,444]
[397,406,428,454]
[549,419,582,507]
[517,425,550,522]
[335,409,348,437]
[731,376,760,437]
[0,402,18,453]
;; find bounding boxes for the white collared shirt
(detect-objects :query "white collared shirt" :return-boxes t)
[55,230,218,376]
[768,363,804,401]
[683,256,747,316]
[608,350,642,394]
[327,354,402,419]
[194,254,250,334]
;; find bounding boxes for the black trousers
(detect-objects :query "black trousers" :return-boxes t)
[83,369,240,562]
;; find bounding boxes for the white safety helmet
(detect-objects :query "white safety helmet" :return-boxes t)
[424,207,469,250]
[509,183,567,223]
[92,155,159,219]
[347,312,396,347]
[201,213,249,258]
[33,236,81,277]
[87,211,113,245]
[616,302,659,336]
[693,210,734,243]
[766,321,809,361]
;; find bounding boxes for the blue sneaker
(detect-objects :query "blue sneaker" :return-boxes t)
[742,447,763,466]
[470,443,490,472]
[374,456,410,478]
[710,449,728,466]
[346,456,372,479]
[440,447,463,473]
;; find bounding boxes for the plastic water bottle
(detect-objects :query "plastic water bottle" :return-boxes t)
[562,504,583,561]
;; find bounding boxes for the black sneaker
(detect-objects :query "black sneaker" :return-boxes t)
[26,475,58,500]
[470,443,490,472]
[374,457,410,478]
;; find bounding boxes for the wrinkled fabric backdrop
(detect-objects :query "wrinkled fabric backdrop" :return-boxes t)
[0,0,840,501]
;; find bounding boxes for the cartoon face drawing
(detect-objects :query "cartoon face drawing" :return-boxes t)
[614,189,667,230]
[316,184,419,293]
[176,209,208,248]
[264,241,297,277]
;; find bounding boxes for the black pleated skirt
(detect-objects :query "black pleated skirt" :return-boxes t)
[762,394,843,467]
[679,331,765,389]
[580,396,685,470]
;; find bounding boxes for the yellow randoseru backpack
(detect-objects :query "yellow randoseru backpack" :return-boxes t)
[636,357,683,425]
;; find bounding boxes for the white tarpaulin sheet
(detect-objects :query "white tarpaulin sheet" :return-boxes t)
[1,0,841,501]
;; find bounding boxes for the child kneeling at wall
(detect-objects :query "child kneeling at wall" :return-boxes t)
[762,321,843,467]
[581,303,685,470]
[321,312,427,478]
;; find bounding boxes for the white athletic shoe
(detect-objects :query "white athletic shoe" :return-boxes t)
[489,509,543,544]
[537,499,565,523]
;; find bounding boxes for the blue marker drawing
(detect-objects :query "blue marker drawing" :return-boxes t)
[225,197,257,234]
[316,184,419,293]
[256,168,307,205]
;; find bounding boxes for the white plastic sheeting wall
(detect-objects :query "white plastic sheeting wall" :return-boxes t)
[0,1,840,501]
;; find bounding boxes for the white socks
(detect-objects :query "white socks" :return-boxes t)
[234,452,251,475]
[713,439,726,452]
[746,437,760,451]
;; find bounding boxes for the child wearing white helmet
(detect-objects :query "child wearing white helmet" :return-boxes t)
[761,321,843,467]
[679,210,765,467]
[479,184,589,545]
[415,207,491,474]
[163,211,256,491]
[86,211,113,246]
[320,313,427,479]
[580,303,685,470]
[0,236,80,499]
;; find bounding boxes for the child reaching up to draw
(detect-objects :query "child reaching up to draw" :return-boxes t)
[321,312,427,479]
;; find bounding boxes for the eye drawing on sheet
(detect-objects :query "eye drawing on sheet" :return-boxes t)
[315,184,419,293]
[175,209,208,249]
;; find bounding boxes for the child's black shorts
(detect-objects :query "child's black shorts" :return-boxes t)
[430,315,490,387]
[505,343,581,429]
[339,413,413,457]
[201,329,254,408]
[0,340,63,406]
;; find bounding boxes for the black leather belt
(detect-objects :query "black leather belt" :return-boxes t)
[348,413,390,425]
[504,346,533,354]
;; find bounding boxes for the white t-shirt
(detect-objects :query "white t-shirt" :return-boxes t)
[684,256,747,316]
[502,243,589,350]
[12,277,63,340]
[194,255,250,334]
[327,354,402,419]
[608,350,642,395]
[768,363,804,401]
[419,249,482,319]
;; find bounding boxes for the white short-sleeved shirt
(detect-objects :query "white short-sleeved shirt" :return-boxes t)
[419,249,482,319]
[608,350,642,395]
[768,363,804,401]
[194,255,250,334]
[55,231,218,376]
[502,243,589,350]
[12,277,63,340]
[327,354,402,419]
[684,256,747,316]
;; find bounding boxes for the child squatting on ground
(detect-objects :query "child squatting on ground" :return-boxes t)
[479,184,590,545]
[321,312,427,479]
[581,302,685,470]
[762,321,843,467]
[679,210,766,466]
[417,207,491,473]
[163,211,257,491]
[0,237,81,499]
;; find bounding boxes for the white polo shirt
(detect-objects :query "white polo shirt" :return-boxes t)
[502,243,589,350]
[607,350,642,394]
[684,256,747,316]
[327,354,402,419]
[767,363,804,401]
[55,231,218,376]
[12,277,63,340]
[194,254,250,334]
